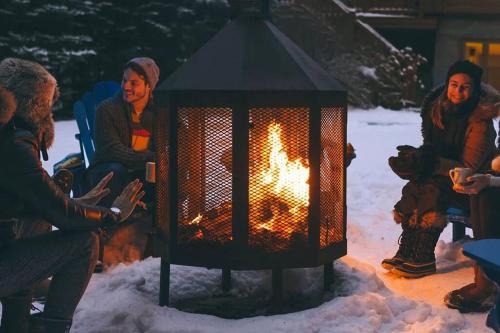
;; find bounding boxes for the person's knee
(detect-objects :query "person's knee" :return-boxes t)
[71,231,99,264]
[103,162,128,177]
[90,162,129,186]
[86,231,99,262]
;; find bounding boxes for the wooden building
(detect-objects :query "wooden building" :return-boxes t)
[351,0,500,90]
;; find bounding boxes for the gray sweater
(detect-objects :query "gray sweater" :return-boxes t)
[91,94,154,170]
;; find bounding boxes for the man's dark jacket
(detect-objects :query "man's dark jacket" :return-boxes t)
[0,59,119,245]
[91,94,154,170]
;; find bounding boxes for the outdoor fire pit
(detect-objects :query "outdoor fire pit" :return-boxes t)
[154,0,347,307]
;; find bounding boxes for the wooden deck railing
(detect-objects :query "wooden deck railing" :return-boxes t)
[339,0,500,15]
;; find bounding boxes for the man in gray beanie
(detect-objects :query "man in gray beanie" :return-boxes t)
[88,57,160,264]
[90,57,159,204]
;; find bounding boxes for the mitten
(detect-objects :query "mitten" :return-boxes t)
[388,145,419,180]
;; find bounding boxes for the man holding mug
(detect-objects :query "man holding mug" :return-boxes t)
[87,58,160,266]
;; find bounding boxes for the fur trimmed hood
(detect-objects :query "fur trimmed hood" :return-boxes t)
[0,58,58,148]
[421,82,500,124]
[0,85,16,124]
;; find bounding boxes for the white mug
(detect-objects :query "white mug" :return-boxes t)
[145,161,156,183]
[449,167,473,186]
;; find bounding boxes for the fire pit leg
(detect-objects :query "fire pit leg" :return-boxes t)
[271,268,283,308]
[222,268,231,292]
[159,258,170,306]
[324,262,334,291]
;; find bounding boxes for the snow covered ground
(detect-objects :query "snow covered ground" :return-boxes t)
[34,108,493,332]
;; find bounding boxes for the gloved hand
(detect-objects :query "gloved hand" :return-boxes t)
[388,144,437,181]
[346,143,356,167]
[52,168,74,195]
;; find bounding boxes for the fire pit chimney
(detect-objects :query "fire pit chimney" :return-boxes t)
[228,0,271,19]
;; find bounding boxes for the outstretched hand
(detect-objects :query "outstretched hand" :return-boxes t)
[75,172,113,206]
[111,179,145,222]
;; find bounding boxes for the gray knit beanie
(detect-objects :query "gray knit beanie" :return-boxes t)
[126,57,160,90]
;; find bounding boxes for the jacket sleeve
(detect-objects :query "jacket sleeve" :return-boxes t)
[5,135,120,230]
[435,120,496,176]
[93,101,154,170]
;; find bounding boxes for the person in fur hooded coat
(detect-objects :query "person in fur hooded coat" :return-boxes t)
[0,58,145,333]
[383,60,500,279]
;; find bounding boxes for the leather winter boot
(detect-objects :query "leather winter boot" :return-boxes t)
[391,227,443,278]
[381,220,417,270]
[0,290,32,333]
[29,313,72,333]
[444,264,497,313]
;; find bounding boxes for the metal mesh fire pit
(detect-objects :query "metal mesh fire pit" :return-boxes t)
[154,1,347,307]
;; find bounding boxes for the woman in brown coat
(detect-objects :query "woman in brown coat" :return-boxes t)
[382,60,499,278]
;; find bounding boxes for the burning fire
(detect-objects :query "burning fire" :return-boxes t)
[261,122,309,205]
[182,121,310,244]
[251,121,310,232]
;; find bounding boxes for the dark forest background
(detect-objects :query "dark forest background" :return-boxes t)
[0,0,230,119]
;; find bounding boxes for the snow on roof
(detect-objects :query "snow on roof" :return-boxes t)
[356,12,413,18]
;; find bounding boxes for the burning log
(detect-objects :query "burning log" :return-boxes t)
[179,202,232,244]
[199,203,232,241]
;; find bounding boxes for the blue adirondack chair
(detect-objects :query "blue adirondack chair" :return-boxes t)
[53,80,121,197]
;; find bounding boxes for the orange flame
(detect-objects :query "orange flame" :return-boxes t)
[252,121,310,232]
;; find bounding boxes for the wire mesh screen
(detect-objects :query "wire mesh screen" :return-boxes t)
[177,107,233,246]
[320,107,345,247]
[248,107,310,252]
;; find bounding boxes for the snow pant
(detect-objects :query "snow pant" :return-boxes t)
[87,162,152,208]
[394,176,469,228]
[469,187,500,239]
[0,230,99,321]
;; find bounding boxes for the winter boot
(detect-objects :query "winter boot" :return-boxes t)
[444,264,497,313]
[0,290,32,333]
[29,313,72,333]
[487,302,500,333]
[381,221,417,270]
[391,227,443,278]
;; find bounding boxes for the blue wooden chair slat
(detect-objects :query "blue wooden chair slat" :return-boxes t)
[94,81,120,105]
[82,92,95,138]
[73,101,95,163]
[91,81,120,138]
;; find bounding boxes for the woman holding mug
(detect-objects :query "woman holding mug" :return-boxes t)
[382,60,499,279]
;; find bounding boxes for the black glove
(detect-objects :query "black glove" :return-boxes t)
[388,144,437,181]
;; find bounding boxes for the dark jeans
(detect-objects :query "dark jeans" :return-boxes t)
[470,187,500,239]
[88,162,152,208]
[0,230,98,320]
